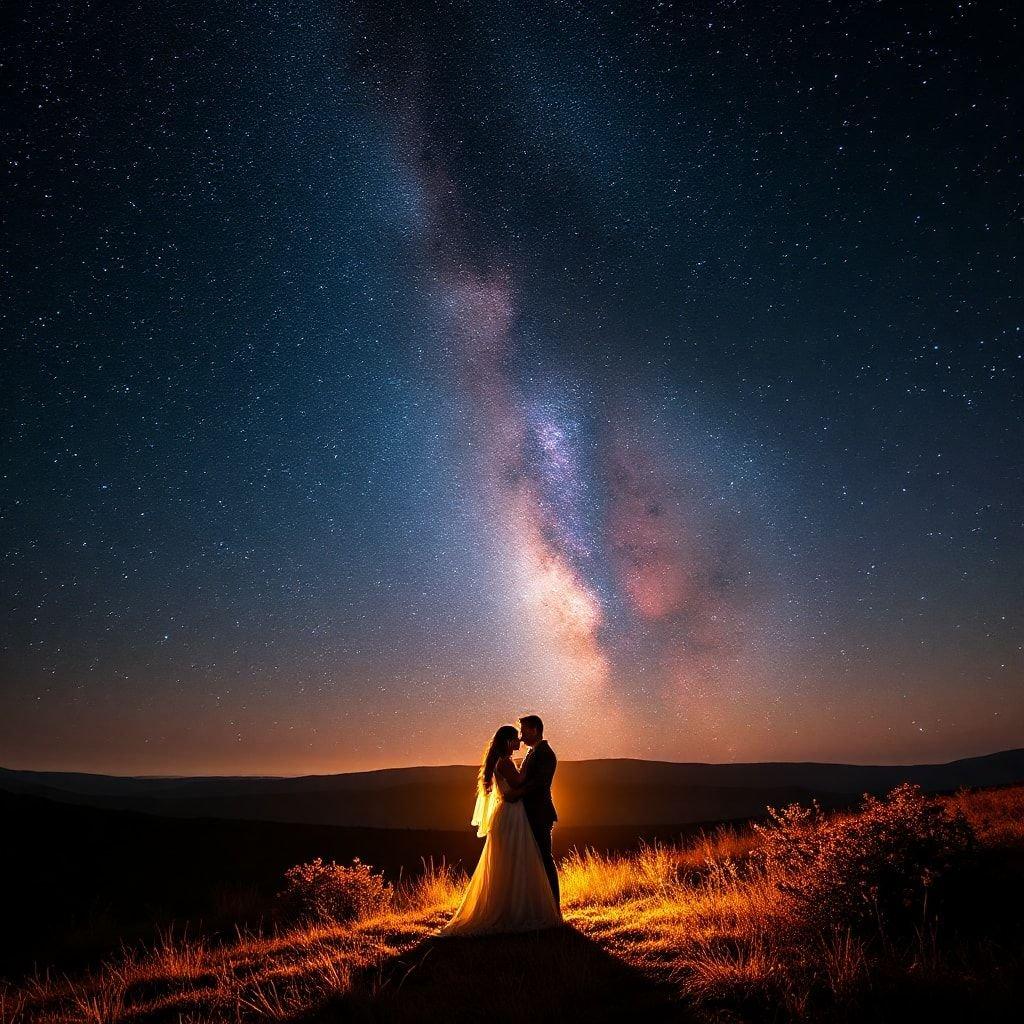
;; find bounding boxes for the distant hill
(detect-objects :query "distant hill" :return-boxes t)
[3,747,1023,830]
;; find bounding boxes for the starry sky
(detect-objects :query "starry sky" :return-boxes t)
[3,1,1021,775]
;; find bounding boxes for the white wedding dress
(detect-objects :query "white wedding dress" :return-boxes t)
[439,771,562,936]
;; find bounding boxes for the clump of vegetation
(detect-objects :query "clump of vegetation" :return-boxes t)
[8,786,1022,1024]
[276,857,393,925]
[753,782,974,932]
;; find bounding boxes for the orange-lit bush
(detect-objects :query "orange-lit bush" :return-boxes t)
[276,857,392,925]
[753,783,974,932]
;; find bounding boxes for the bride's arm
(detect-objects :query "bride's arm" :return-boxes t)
[495,756,525,797]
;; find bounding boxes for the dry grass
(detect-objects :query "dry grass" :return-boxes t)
[3,785,1022,1024]
[945,782,1024,846]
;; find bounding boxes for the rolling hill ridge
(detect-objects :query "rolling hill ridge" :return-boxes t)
[3,747,1022,830]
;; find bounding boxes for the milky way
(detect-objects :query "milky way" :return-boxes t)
[2,0,1021,773]
[361,12,782,716]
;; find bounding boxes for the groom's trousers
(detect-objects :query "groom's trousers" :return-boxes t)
[529,817,560,904]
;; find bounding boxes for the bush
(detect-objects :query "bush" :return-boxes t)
[753,783,974,933]
[276,857,392,925]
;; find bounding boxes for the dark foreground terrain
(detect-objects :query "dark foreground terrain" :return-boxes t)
[3,784,1024,1023]
[0,789,719,974]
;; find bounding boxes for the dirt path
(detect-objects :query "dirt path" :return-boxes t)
[308,924,688,1023]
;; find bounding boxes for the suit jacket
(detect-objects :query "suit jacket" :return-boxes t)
[520,740,557,826]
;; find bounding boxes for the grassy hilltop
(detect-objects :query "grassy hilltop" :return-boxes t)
[4,783,1023,1024]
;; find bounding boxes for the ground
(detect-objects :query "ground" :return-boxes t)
[4,785,1023,1024]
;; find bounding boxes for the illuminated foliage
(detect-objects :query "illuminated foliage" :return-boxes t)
[276,857,393,925]
[753,783,974,931]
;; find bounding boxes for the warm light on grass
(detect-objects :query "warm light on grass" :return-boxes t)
[5,786,1023,1024]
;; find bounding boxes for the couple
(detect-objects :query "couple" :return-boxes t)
[439,714,563,936]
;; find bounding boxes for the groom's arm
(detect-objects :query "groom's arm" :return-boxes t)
[516,748,555,796]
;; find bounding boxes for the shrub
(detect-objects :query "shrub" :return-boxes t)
[276,857,392,925]
[753,783,974,933]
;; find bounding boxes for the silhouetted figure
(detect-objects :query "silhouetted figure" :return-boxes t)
[514,714,560,904]
[439,721,562,935]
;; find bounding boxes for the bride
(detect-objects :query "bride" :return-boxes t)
[439,725,563,936]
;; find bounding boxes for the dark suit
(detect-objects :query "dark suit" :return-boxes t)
[520,740,559,903]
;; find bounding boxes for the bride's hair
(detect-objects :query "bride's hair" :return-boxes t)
[479,725,519,795]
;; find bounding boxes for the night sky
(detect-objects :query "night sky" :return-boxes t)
[3,1,1021,775]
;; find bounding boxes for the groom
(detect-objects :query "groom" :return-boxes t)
[510,714,560,904]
